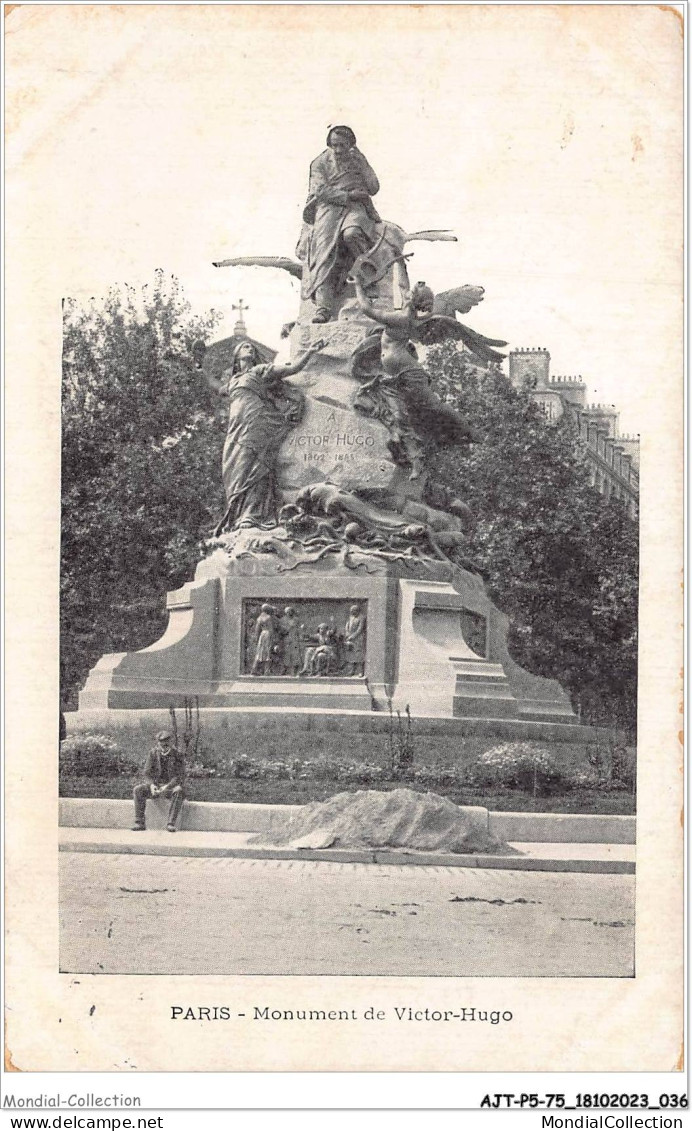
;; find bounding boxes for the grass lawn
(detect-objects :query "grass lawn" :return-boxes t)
[60,773,636,814]
[61,727,636,815]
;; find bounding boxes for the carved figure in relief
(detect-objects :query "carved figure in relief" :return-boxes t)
[251,603,277,675]
[343,605,366,676]
[296,126,381,323]
[300,622,338,677]
[291,482,480,571]
[278,503,345,548]
[207,339,324,535]
[277,606,303,676]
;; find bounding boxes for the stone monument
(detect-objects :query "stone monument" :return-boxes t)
[76,125,589,741]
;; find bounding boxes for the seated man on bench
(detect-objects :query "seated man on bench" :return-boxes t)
[132,730,185,833]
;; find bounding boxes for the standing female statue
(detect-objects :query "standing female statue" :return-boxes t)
[207,339,323,534]
[251,604,277,676]
[296,125,381,323]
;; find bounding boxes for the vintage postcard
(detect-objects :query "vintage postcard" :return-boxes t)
[4,3,684,1076]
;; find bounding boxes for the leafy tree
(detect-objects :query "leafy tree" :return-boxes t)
[425,342,638,735]
[61,272,223,707]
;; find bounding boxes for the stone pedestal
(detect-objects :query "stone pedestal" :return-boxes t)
[80,562,396,712]
[78,551,577,730]
[392,580,519,719]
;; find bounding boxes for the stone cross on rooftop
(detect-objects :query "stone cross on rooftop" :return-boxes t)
[232,298,249,336]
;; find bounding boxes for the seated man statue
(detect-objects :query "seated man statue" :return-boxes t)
[296,125,380,323]
[132,730,185,833]
[300,623,338,676]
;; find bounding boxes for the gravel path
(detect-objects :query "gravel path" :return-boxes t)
[60,852,635,977]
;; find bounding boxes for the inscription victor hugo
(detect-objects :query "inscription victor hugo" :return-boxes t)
[242,599,367,678]
[287,429,376,465]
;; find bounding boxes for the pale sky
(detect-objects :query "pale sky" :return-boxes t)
[7,4,683,436]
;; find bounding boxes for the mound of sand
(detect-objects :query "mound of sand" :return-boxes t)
[250,788,519,855]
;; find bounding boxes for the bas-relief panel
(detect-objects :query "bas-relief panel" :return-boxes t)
[241,598,367,678]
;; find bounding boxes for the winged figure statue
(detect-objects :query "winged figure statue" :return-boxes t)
[348,275,497,479]
[433,284,487,317]
[351,274,506,371]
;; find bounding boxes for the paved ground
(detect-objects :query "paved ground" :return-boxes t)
[59,827,636,869]
[60,852,635,977]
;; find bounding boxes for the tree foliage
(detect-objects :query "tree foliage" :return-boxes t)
[61,272,223,707]
[425,342,639,735]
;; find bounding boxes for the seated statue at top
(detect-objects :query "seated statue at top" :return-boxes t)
[296,125,381,324]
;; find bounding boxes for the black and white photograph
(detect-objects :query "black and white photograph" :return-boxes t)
[4,2,683,1076]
